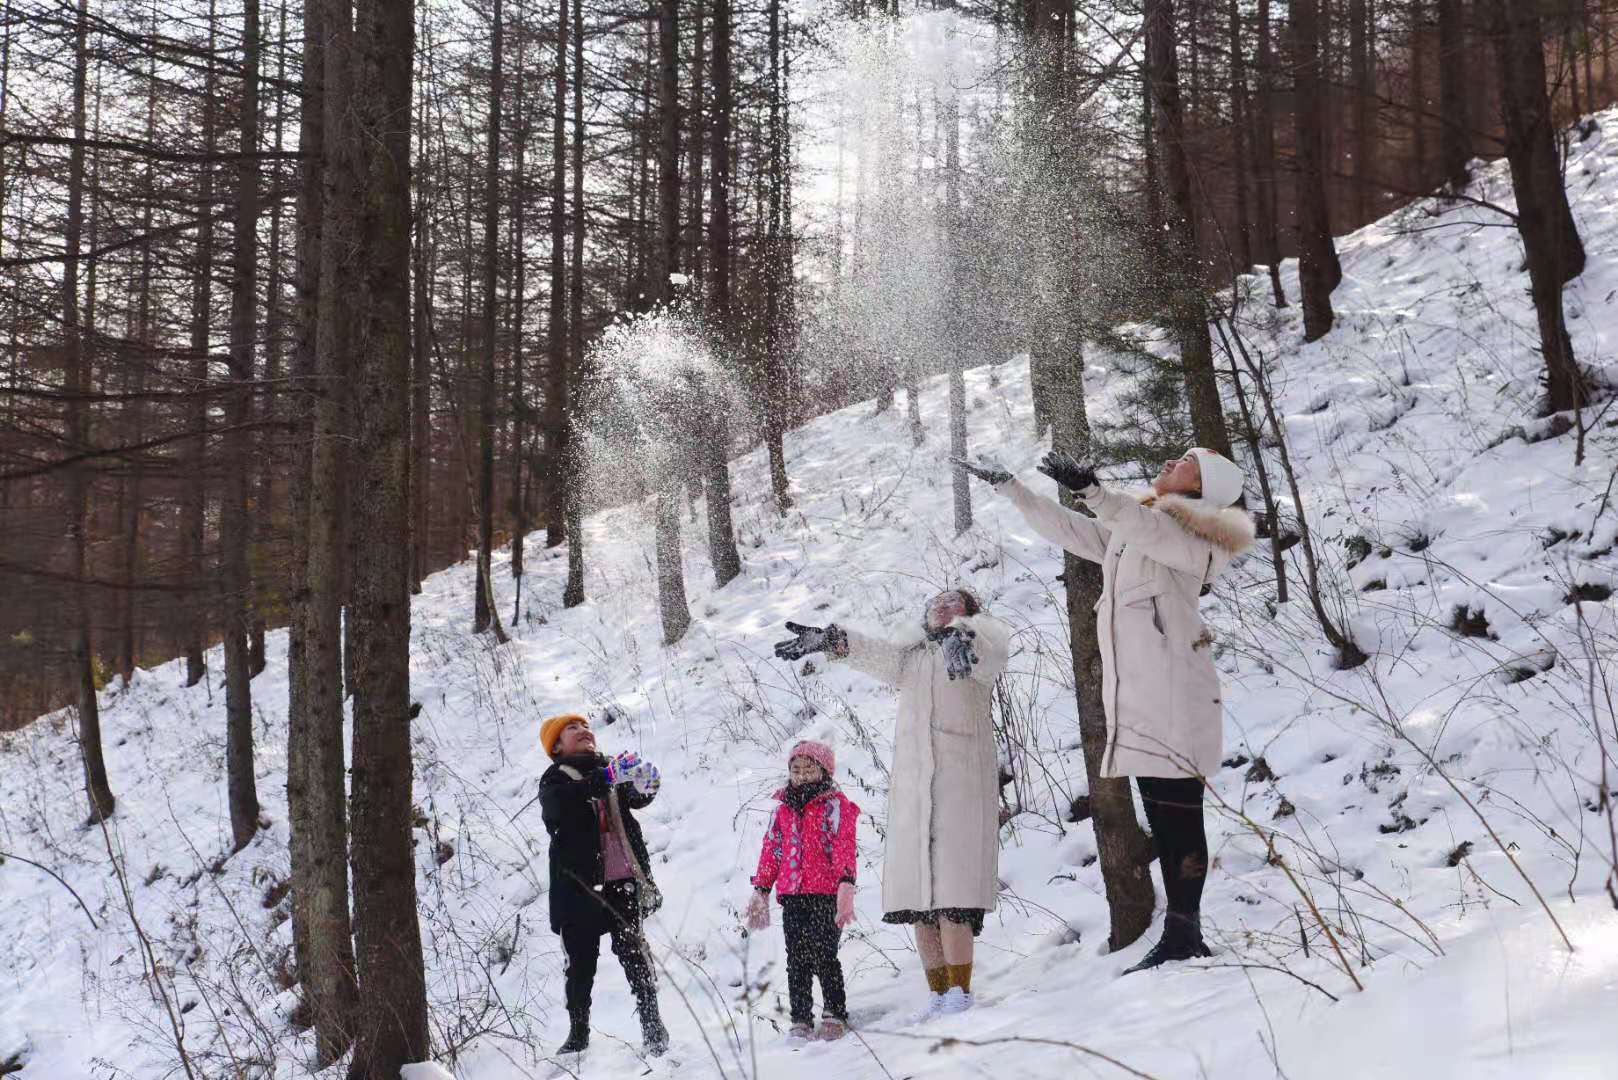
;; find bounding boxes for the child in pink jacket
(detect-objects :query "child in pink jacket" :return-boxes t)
[745,739,860,1041]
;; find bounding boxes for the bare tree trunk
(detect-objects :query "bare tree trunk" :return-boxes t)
[545,0,569,553]
[1292,0,1341,341]
[252,0,292,677]
[456,192,474,564]
[1583,0,1595,110]
[654,486,691,644]
[654,0,679,302]
[1254,0,1287,305]
[902,60,924,450]
[651,0,691,640]
[473,0,503,637]
[762,0,792,511]
[709,0,731,329]
[1027,0,1065,438]
[905,360,923,446]
[943,79,971,534]
[1146,0,1232,455]
[1228,0,1253,272]
[780,15,800,425]
[1023,0,1155,948]
[292,0,361,1059]
[118,40,160,684]
[688,0,706,284]
[1409,0,1429,189]
[1053,345,1156,952]
[1137,50,1166,315]
[182,6,221,689]
[286,0,322,1043]
[562,0,586,609]
[1350,0,1374,222]
[1437,0,1471,190]
[1481,0,1588,415]
[410,60,431,595]
[700,0,741,588]
[344,0,430,1067]
[1566,19,1583,119]
[65,0,114,824]
[509,16,528,619]
[703,403,741,585]
[1603,1,1613,97]
[222,0,263,852]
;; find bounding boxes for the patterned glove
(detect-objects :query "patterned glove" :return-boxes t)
[628,761,661,797]
[834,881,856,929]
[950,455,1012,486]
[745,890,770,931]
[940,626,978,681]
[1037,449,1098,494]
[773,622,848,661]
[603,751,642,786]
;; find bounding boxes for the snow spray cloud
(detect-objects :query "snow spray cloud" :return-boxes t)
[795,9,1152,414]
[573,308,740,510]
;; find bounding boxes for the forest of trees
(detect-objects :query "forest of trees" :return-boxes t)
[1,0,1610,1072]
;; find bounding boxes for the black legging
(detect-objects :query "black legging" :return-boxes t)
[561,880,658,1018]
[1135,777,1208,917]
[781,894,848,1024]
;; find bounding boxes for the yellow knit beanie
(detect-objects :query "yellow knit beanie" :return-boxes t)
[540,713,589,759]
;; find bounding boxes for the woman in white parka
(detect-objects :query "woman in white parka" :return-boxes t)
[773,589,1010,1019]
[958,446,1255,972]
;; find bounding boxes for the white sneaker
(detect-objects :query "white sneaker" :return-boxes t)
[937,987,974,1014]
[906,992,945,1024]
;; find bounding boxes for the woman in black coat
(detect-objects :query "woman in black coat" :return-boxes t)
[538,712,667,1055]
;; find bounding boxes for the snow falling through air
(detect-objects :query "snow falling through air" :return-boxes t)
[5,10,1618,1080]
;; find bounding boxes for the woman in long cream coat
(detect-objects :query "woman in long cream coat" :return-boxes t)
[959,446,1254,971]
[773,589,1009,1019]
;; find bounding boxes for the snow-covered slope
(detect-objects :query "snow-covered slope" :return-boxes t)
[6,124,1618,1080]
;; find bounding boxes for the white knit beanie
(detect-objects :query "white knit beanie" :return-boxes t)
[1188,448,1245,508]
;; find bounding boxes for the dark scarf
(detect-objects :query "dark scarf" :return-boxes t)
[782,778,832,813]
[555,751,608,773]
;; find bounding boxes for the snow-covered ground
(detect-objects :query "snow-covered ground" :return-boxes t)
[6,120,1618,1080]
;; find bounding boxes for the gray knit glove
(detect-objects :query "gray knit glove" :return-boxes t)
[940,626,978,680]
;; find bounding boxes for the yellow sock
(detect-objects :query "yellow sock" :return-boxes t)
[946,962,973,993]
[924,966,949,994]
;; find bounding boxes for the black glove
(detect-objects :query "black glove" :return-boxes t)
[950,455,1011,486]
[774,622,847,661]
[1037,450,1098,494]
[939,626,979,680]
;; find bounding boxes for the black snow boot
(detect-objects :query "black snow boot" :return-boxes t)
[1122,912,1212,975]
[557,1010,590,1054]
[639,997,670,1057]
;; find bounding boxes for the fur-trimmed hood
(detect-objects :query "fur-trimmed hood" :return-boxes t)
[1139,492,1257,555]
